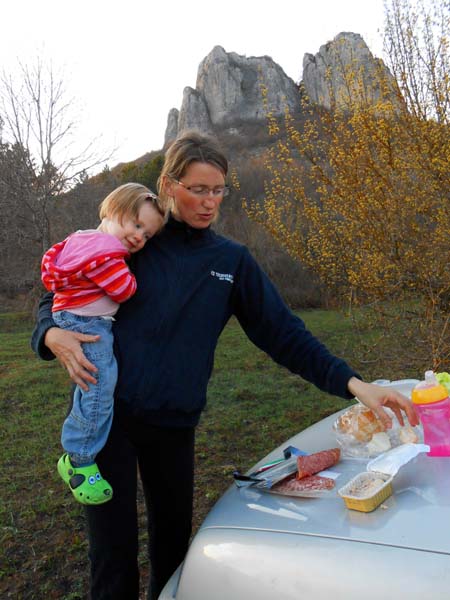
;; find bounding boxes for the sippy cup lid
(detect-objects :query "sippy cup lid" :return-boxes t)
[412,371,448,405]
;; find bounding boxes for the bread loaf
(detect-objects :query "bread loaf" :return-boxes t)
[337,404,384,442]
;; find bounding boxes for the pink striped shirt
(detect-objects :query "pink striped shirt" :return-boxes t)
[41,230,137,313]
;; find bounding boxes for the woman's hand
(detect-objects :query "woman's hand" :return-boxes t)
[347,377,419,430]
[44,327,99,391]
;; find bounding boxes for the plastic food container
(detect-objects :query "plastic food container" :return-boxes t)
[338,471,393,512]
[338,443,429,513]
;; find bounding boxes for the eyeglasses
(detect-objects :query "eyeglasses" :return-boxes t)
[171,178,230,198]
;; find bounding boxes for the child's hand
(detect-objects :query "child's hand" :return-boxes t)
[45,327,99,391]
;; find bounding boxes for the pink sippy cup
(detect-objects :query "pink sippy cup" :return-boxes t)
[412,371,450,456]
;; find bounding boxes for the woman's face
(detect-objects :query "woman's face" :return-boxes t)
[166,161,226,229]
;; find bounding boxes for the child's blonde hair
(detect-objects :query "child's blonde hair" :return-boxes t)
[99,183,167,232]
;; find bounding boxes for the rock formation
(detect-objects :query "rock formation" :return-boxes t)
[177,88,212,134]
[164,33,399,146]
[164,45,300,146]
[164,108,179,145]
[302,32,398,109]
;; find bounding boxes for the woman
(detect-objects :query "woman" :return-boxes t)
[32,131,418,600]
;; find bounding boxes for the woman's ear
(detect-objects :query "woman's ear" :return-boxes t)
[162,175,174,198]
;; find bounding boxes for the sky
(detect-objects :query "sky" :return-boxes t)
[2,0,386,168]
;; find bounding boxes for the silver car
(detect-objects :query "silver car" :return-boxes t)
[159,380,450,600]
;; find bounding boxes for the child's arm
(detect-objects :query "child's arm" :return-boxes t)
[85,257,137,303]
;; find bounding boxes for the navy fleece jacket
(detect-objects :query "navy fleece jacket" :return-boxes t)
[31,216,360,427]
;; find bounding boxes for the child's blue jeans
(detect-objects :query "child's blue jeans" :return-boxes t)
[53,310,117,466]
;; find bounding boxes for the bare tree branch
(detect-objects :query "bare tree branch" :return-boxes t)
[0,57,114,295]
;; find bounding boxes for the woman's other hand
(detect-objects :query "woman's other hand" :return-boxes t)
[44,327,99,391]
[347,377,419,430]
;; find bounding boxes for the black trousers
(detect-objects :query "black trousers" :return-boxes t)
[84,414,195,600]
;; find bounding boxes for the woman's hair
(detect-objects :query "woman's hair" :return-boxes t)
[98,183,166,228]
[157,131,228,200]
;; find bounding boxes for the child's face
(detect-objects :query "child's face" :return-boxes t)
[105,203,163,253]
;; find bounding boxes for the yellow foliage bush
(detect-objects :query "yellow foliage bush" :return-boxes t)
[245,0,449,368]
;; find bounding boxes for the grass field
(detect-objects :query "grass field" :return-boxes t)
[0,309,417,598]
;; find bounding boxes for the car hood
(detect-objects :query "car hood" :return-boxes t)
[159,380,450,600]
[201,403,450,555]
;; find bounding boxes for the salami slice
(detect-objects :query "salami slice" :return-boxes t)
[272,473,335,495]
[296,448,340,480]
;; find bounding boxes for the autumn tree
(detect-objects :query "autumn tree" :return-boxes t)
[243,0,449,368]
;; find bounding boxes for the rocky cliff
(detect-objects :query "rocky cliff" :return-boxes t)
[302,32,398,109]
[164,45,301,146]
[164,32,397,146]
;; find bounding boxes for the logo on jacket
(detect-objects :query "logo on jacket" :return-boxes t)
[211,270,234,284]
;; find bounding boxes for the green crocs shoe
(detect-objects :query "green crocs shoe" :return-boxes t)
[57,453,113,505]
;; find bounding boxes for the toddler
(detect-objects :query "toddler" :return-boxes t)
[41,183,166,504]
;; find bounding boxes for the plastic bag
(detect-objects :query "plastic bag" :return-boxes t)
[333,403,422,458]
